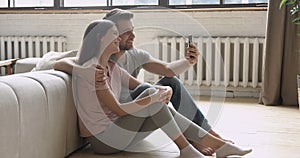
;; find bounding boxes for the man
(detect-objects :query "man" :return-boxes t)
[54,8,231,155]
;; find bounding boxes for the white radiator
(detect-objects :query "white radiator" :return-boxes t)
[0,35,66,75]
[144,36,265,97]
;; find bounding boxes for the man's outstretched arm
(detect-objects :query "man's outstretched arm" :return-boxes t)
[54,57,107,86]
[53,57,77,75]
[142,42,199,77]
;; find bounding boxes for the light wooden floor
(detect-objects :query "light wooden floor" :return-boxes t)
[69,97,300,158]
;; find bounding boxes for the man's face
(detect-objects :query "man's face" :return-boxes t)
[116,19,135,51]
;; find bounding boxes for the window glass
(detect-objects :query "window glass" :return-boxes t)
[14,0,53,7]
[248,0,268,3]
[192,0,219,4]
[170,0,267,5]
[170,0,221,5]
[113,0,158,6]
[225,0,268,4]
[64,0,106,7]
[0,0,8,8]
[0,0,268,9]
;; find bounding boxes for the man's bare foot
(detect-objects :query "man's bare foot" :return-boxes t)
[191,141,215,156]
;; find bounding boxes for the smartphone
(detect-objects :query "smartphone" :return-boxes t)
[188,34,193,47]
[187,34,194,59]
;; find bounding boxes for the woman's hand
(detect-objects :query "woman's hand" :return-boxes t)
[154,85,173,104]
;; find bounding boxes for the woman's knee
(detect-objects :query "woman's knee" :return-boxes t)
[131,83,154,99]
[143,87,158,96]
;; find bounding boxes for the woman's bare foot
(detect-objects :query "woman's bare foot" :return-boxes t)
[191,141,215,156]
[209,130,234,144]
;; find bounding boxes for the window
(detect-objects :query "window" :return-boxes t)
[170,0,219,5]
[0,0,8,8]
[14,0,53,7]
[225,0,268,4]
[64,0,106,7]
[170,0,267,5]
[112,0,158,6]
[0,0,267,9]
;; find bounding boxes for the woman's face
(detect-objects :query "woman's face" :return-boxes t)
[101,26,121,56]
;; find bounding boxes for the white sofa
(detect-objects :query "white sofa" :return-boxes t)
[0,57,157,158]
[0,66,84,158]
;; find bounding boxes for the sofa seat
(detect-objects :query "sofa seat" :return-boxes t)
[0,70,83,158]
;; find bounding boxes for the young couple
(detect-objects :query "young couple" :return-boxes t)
[55,9,252,158]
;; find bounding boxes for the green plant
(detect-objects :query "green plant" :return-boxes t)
[280,0,300,36]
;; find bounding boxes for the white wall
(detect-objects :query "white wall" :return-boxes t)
[0,9,267,51]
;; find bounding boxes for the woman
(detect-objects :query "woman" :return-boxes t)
[72,20,252,158]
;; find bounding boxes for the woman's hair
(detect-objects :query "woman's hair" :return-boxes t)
[78,19,115,65]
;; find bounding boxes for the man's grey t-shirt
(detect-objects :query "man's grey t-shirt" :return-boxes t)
[117,48,151,102]
[120,48,151,78]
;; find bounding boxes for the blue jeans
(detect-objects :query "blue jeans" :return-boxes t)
[130,78,211,132]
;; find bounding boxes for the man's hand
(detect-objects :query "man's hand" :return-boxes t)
[95,65,108,89]
[186,42,199,65]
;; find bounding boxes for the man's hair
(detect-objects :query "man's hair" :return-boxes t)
[103,8,133,24]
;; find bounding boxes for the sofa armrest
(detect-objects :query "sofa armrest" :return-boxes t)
[14,58,41,74]
[0,70,83,158]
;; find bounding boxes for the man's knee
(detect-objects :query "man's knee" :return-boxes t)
[158,77,181,88]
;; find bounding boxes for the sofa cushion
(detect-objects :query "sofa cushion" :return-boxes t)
[15,50,78,74]
[33,50,77,71]
[14,58,41,74]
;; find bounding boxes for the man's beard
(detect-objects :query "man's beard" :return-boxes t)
[119,43,133,51]
[119,44,132,51]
